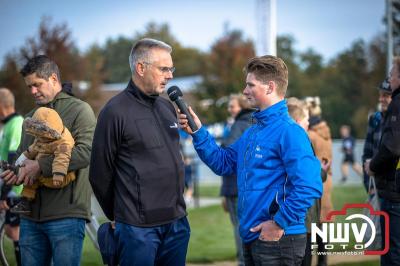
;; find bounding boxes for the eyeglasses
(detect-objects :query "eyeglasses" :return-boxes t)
[142,62,175,74]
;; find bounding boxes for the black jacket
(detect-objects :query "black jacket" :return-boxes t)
[220,109,253,197]
[370,88,400,201]
[89,80,186,226]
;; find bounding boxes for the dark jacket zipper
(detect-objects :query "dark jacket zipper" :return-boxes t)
[151,107,181,199]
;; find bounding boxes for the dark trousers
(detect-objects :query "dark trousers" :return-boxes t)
[301,233,312,266]
[380,199,400,266]
[226,196,244,266]
[316,234,327,266]
[301,233,327,266]
[243,234,306,266]
[115,217,190,266]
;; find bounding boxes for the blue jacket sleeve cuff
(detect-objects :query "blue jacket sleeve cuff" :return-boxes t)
[272,211,289,231]
[192,126,207,143]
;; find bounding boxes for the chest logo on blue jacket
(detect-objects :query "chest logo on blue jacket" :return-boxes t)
[169,122,178,129]
[255,145,263,159]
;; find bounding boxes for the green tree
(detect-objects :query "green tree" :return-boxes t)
[276,35,304,98]
[172,46,204,77]
[102,36,132,83]
[0,54,34,114]
[19,16,84,82]
[195,29,255,123]
[79,44,106,114]
[101,22,204,83]
[300,48,323,76]
[320,39,384,137]
[297,48,325,99]
[0,17,86,115]
[277,35,385,138]
[132,22,205,78]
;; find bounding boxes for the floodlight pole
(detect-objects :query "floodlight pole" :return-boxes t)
[388,0,393,76]
[256,0,277,56]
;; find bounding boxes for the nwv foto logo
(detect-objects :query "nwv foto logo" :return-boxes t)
[311,203,389,255]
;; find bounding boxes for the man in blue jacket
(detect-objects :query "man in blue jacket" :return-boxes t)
[179,55,322,265]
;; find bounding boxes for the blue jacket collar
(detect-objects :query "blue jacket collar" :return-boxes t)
[253,100,288,124]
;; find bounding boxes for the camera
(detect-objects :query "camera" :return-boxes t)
[0,160,19,174]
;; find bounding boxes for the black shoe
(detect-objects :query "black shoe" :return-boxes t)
[10,199,31,214]
[341,176,347,183]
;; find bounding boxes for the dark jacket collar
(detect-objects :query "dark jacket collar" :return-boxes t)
[392,87,400,99]
[235,109,254,122]
[253,100,288,124]
[126,79,158,106]
[309,115,322,128]
[1,112,19,124]
[61,82,74,96]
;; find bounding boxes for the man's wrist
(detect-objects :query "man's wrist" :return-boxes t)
[270,219,282,229]
[271,213,286,231]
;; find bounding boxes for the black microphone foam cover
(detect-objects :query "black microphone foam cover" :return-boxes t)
[167,86,183,101]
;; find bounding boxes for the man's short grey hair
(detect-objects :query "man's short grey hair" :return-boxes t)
[129,38,172,73]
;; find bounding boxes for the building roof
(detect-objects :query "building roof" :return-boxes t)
[100,75,202,93]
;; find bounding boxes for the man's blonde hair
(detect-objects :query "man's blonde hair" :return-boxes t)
[304,96,322,117]
[287,97,308,121]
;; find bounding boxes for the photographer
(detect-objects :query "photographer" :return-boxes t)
[366,57,400,266]
[0,88,23,266]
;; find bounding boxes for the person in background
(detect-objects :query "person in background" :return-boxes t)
[362,78,392,192]
[287,98,329,266]
[366,57,400,266]
[287,97,309,131]
[0,55,96,266]
[179,55,322,266]
[340,125,363,183]
[304,96,333,266]
[0,88,23,266]
[89,38,190,266]
[183,155,194,205]
[220,94,253,266]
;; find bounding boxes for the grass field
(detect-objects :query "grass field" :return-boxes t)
[337,261,379,266]
[1,184,379,265]
[195,184,220,198]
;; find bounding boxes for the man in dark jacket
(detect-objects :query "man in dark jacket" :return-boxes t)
[366,57,400,266]
[362,78,392,191]
[89,38,189,266]
[221,94,253,266]
[1,55,96,266]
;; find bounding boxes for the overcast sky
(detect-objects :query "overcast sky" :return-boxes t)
[0,0,386,65]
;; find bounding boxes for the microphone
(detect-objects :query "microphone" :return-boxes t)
[167,86,198,132]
